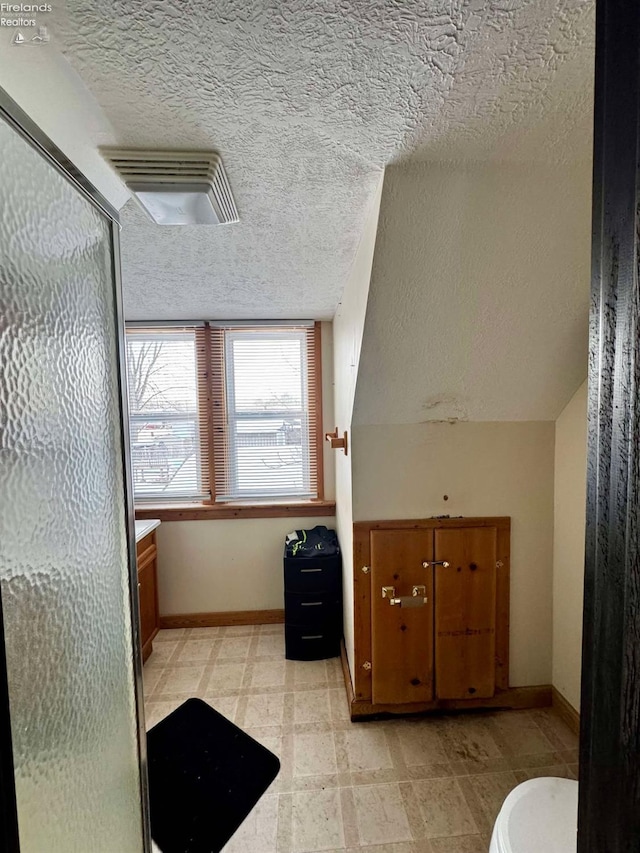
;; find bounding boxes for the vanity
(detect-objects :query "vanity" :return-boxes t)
[135,519,161,662]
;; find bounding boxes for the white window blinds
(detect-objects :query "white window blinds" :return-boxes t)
[210,324,321,502]
[125,326,210,501]
[125,322,322,504]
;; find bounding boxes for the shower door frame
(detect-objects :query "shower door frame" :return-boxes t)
[0,87,151,853]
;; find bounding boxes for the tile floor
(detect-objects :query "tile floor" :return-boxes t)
[144,624,579,853]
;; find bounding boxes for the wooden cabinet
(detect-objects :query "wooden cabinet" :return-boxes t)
[136,530,159,662]
[352,517,513,717]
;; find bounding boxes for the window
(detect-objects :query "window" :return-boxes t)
[125,322,323,505]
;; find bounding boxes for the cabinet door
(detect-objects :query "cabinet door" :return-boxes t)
[434,527,497,699]
[138,558,157,653]
[370,529,434,705]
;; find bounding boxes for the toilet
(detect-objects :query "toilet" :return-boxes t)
[490,777,579,852]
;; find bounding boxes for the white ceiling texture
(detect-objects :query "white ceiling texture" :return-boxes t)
[52,0,594,322]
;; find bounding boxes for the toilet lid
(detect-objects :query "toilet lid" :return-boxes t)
[496,777,578,853]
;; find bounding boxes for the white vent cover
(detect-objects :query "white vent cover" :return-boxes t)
[101,149,239,225]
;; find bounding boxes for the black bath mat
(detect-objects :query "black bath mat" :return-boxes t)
[147,697,280,853]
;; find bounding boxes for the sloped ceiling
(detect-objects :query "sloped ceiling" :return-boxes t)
[52,0,594,321]
[353,158,593,424]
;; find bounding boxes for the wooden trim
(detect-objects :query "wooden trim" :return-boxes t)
[552,687,580,737]
[136,500,336,522]
[349,685,552,720]
[200,323,216,504]
[340,639,355,705]
[579,3,640,848]
[141,627,158,663]
[353,523,372,701]
[495,522,511,690]
[159,609,285,629]
[354,516,511,533]
[136,544,157,571]
[135,529,156,558]
[312,321,325,500]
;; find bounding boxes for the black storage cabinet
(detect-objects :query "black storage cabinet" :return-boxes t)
[284,539,342,661]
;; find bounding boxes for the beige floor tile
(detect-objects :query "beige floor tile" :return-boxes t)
[158,665,205,695]
[294,732,338,776]
[513,764,573,783]
[258,623,284,635]
[530,709,580,750]
[441,717,504,764]
[352,783,413,846]
[459,771,518,830]
[257,634,286,657]
[291,788,345,852]
[149,641,179,665]
[329,688,351,722]
[244,692,286,727]
[293,660,329,685]
[155,628,187,641]
[246,728,283,757]
[142,666,164,696]
[251,660,287,688]
[205,662,246,693]
[395,721,449,767]
[177,639,216,663]
[187,626,220,638]
[412,778,477,839]
[217,636,252,660]
[203,695,239,722]
[219,624,256,637]
[488,711,556,756]
[430,835,487,853]
[294,689,332,724]
[345,845,431,853]
[326,657,344,683]
[343,727,393,772]
[221,792,279,853]
[144,698,184,729]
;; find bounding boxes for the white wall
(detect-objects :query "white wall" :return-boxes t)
[154,323,336,615]
[156,515,335,614]
[552,380,588,711]
[332,176,384,673]
[352,420,556,687]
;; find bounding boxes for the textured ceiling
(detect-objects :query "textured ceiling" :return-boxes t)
[52,0,594,320]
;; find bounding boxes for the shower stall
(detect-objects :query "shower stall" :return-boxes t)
[0,90,149,851]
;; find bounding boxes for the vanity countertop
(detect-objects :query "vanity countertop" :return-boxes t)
[134,519,161,543]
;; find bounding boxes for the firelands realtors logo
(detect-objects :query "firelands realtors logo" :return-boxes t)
[2,3,52,45]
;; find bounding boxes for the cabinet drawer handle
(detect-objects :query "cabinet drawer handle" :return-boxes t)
[422,560,450,568]
[301,601,322,606]
[301,634,323,640]
[300,568,322,573]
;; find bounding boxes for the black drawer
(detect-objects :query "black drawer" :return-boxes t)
[283,555,341,593]
[285,624,340,661]
[285,591,341,627]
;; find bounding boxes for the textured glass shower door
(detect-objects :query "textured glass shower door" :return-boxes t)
[0,104,147,849]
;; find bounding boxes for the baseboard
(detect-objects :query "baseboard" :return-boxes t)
[159,609,285,629]
[348,684,552,720]
[340,639,355,705]
[552,686,581,735]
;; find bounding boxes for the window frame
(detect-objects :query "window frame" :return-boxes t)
[127,320,332,520]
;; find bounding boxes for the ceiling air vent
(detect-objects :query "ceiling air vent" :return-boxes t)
[101,149,239,226]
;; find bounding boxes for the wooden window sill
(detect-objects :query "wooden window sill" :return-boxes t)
[134,500,336,522]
